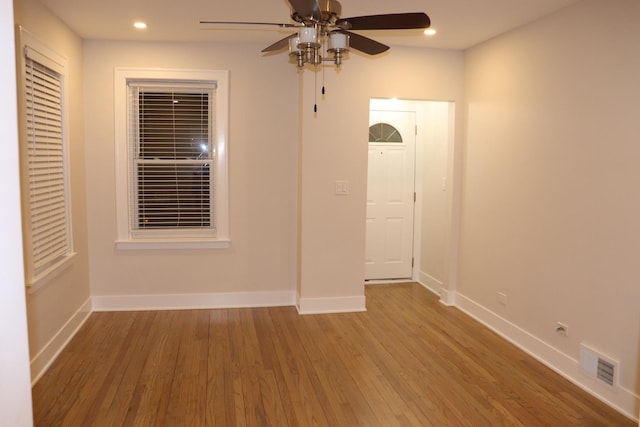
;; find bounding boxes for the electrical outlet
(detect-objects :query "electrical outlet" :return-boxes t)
[497,292,507,305]
[556,322,569,336]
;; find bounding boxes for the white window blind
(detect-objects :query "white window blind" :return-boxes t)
[24,55,70,276]
[128,83,215,233]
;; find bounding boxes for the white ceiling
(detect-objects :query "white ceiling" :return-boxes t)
[38,0,580,50]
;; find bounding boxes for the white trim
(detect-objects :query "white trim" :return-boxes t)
[30,297,92,385]
[114,67,230,246]
[27,252,76,293]
[455,292,639,422]
[439,288,455,306]
[92,291,296,312]
[21,29,66,74]
[115,239,230,250]
[296,296,366,314]
[417,270,442,296]
[365,279,413,285]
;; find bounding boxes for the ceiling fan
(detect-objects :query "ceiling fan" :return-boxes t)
[200,0,431,68]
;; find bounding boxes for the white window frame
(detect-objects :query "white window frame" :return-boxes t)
[17,27,76,291]
[114,68,230,249]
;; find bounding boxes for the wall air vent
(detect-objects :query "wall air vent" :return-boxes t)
[596,358,615,386]
[580,343,619,387]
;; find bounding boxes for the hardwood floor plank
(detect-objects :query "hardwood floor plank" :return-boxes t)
[58,311,140,426]
[32,283,636,426]
[207,309,236,427]
[267,306,335,426]
[125,311,184,426]
[32,312,114,426]
[250,308,298,425]
[164,310,209,426]
[298,314,383,427]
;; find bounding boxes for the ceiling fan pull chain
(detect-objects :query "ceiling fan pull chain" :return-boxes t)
[314,66,318,113]
[322,35,326,96]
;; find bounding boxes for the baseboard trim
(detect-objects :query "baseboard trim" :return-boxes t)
[439,288,456,306]
[297,295,366,315]
[455,292,639,422]
[30,297,92,385]
[365,279,413,285]
[92,291,296,312]
[417,271,442,296]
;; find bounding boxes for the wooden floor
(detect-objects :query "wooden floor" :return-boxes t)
[33,283,634,426]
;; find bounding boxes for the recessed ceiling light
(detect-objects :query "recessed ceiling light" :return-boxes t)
[134,22,147,30]
[424,29,437,36]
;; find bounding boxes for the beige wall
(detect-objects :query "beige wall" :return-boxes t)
[8,0,638,420]
[368,98,453,291]
[13,0,91,378]
[296,47,464,309]
[83,42,463,309]
[462,0,640,410]
[1,0,33,422]
[420,101,452,284]
[84,41,299,298]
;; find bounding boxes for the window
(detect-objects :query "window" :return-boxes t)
[18,28,74,288]
[130,85,212,231]
[369,122,403,143]
[115,69,229,249]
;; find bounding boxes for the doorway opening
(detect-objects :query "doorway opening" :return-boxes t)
[365,98,454,294]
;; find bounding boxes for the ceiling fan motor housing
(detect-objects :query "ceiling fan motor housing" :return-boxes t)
[291,0,342,25]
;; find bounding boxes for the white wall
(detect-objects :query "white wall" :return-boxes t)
[0,0,33,423]
[13,0,92,381]
[462,0,640,418]
[84,41,299,304]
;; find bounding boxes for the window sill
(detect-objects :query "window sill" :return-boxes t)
[115,238,231,250]
[27,252,77,294]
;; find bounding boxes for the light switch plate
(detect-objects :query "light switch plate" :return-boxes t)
[335,180,349,195]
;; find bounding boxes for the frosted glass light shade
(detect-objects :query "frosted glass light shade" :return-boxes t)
[329,32,348,50]
[289,36,301,53]
[299,27,318,44]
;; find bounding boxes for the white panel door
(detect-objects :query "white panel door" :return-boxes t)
[366,110,416,280]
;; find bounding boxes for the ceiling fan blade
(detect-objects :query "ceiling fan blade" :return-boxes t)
[262,34,298,52]
[287,0,322,22]
[336,12,430,31]
[343,31,389,55]
[200,21,296,28]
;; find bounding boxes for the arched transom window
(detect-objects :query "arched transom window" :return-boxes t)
[369,122,403,143]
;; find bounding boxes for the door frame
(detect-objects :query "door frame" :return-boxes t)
[368,99,423,283]
[366,109,418,281]
[368,98,454,287]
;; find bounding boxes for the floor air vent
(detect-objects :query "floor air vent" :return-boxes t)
[580,343,618,387]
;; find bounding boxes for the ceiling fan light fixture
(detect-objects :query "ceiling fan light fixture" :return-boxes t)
[328,32,348,50]
[327,32,349,67]
[289,36,302,53]
[290,26,323,68]
[210,1,430,71]
[298,27,320,46]
[288,35,306,68]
